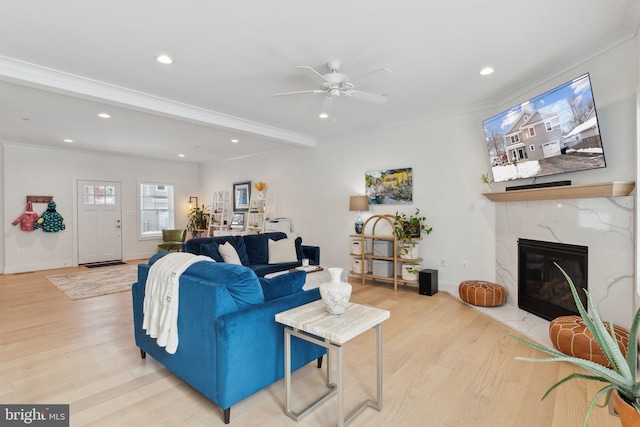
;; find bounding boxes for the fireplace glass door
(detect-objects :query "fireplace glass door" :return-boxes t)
[518,239,588,321]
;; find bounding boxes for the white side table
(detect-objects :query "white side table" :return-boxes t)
[275,300,390,426]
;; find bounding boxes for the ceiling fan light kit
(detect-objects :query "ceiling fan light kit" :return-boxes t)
[273,60,392,120]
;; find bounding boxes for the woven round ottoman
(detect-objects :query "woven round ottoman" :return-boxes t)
[458,280,507,307]
[549,315,629,367]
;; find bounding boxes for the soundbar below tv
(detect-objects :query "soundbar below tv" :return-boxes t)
[505,180,571,191]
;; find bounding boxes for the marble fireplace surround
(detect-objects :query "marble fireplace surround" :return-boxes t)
[474,195,634,349]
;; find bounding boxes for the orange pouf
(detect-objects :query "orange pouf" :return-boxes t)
[549,315,629,367]
[458,280,507,307]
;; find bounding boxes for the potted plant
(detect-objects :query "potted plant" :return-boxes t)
[187,204,210,237]
[481,172,494,192]
[393,208,432,259]
[509,263,640,427]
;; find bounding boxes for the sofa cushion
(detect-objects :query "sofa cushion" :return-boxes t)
[250,263,300,278]
[294,237,304,260]
[201,242,224,262]
[268,238,298,264]
[232,238,251,266]
[184,262,265,309]
[200,236,250,266]
[219,242,242,265]
[243,232,288,265]
[259,270,306,301]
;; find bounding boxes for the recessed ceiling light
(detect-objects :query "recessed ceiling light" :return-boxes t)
[480,67,495,76]
[178,154,185,158]
[231,139,239,143]
[319,113,329,119]
[64,139,73,143]
[97,113,111,119]
[156,54,173,65]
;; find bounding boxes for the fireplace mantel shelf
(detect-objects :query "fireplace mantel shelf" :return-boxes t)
[482,181,635,202]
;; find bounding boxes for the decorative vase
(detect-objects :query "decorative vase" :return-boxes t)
[612,390,640,427]
[319,268,352,315]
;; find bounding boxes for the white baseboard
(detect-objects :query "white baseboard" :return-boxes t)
[3,260,74,274]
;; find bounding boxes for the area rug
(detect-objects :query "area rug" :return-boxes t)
[46,265,137,300]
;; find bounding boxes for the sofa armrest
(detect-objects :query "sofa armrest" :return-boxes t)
[214,288,325,410]
[132,267,240,407]
[302,245,320,265]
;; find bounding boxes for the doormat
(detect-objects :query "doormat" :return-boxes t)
[84,261,127,268]
[47,265,137,300]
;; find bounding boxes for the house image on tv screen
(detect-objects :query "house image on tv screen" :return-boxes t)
[503,109,563,162]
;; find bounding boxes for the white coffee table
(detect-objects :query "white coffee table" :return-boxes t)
[275,300,390,426]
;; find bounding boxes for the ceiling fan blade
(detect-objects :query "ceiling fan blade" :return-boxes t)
[347,89,389,104]
[356,68,394,80]
[272,89,325,97]
[355,68,393,92]
[296,65,330,84]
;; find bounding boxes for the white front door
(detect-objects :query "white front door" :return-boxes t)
[77,180,122,264]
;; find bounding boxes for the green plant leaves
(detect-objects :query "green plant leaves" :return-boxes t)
[509,263,640,425]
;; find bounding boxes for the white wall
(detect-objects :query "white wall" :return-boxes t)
[2,143,200,273]
[201,110,497,292]
[1,38,635,282]
[200,38,637,294]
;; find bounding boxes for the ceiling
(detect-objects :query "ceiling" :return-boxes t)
[0,1,637,164]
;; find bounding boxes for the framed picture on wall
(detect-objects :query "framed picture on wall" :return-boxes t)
[365,167,413,204]
[233,181,251,211]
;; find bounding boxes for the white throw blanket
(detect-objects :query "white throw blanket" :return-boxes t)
[142,252,214,354]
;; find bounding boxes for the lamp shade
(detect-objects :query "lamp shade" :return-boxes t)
[349,195,370,212]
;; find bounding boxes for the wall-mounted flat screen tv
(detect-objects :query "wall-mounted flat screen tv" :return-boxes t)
[482,73,606,183]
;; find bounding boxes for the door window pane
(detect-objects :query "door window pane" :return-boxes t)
[84,185,95,205]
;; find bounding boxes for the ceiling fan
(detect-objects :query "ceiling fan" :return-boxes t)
[272,60,393,120]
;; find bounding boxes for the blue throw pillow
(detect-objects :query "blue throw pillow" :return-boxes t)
[244,232,288,265]
[294,237,304,261]
[259,270,306,301]
[233,238,251,266]
[201,242,224,262]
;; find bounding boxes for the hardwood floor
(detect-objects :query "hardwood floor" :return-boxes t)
[0,263,622,426]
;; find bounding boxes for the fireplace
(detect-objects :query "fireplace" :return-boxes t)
[518,239,588,321]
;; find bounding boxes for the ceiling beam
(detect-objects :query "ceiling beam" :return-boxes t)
[0,55,316,147]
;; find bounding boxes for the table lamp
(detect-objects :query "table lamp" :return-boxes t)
[349,195,369,234]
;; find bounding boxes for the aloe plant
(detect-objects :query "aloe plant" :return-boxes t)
[509,263,640,427]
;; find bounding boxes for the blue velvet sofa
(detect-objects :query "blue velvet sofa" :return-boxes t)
[132,252,326,423]
[182,231,320,277]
